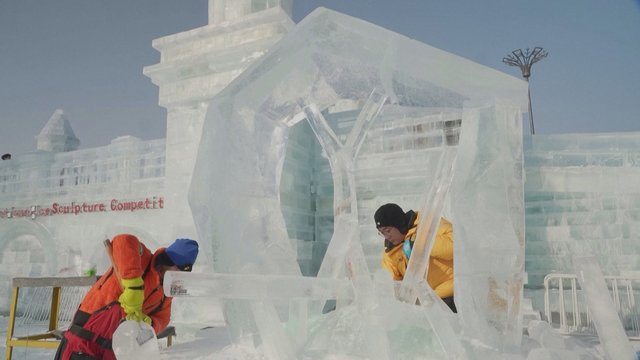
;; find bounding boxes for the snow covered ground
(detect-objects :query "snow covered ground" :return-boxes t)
[3,313,640,360]
[0,322,227,359]
[0,315,252,360]
[0,299,248,360]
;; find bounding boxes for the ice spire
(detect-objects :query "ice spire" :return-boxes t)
[36,109,80,152]
[208,0,293,24]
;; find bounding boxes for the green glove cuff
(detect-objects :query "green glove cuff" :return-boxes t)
[119,277,145,319]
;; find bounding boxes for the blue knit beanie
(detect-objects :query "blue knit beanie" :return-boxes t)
[166,238,199,272]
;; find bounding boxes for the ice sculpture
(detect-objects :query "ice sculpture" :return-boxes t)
[187,7,528,358]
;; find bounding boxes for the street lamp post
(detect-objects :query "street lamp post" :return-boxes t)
[502,47,548,135]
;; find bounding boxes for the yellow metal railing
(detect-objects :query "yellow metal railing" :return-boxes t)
[4,276,97,360]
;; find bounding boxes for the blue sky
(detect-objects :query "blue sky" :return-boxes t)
[1,0,639,156]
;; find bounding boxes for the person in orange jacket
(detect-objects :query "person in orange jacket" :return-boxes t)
[55,234,199,360]
[375,203,456,313]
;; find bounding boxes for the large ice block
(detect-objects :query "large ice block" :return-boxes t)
[188,6,528,357]
[163,271,354,301]
[398,146,457,302]
[451,104,526,351]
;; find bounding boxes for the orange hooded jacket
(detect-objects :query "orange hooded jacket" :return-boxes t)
[381,216,454,298]
[79,234,172,334]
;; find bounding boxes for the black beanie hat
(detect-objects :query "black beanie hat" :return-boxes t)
[374,203,409,234]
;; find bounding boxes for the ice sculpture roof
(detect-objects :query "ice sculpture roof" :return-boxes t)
[207,7,528,118]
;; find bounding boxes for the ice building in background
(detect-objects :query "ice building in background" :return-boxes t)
[525,133,640,283]
[524,134,640,304]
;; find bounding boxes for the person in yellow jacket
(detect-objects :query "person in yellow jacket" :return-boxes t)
[375,203,456,312]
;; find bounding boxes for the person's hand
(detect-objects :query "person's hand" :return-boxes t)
[119,277,152,325]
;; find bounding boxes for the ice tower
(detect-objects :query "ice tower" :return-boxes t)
[187,7,528,357]
[36,109,80,153]
[143,0,294,263]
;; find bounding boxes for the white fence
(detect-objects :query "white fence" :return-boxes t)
[543,273,640,339]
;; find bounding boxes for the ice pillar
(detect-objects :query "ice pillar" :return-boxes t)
[300,88,387,289]
[574,255,635,360]
[300,88,390,360]
[451,104,525,351]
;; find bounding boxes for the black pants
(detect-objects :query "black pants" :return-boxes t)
[54,337,66,360]
[442,296,457,313]
[54,337,100,360]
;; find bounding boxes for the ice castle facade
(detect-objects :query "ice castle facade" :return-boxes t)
[524,133,640,287]
[1,0,639,356]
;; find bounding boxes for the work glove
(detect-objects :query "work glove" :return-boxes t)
[118,277,152,325]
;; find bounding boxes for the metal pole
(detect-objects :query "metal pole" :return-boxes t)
[502,47,548,135]
[527,79,535,135]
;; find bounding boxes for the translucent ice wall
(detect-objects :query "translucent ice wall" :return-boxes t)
[524,133,640,287]
[451,102,526,352]
[189,7,528,357]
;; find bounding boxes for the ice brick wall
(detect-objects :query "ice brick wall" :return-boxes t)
[524,133,640,288]
[0,137,165,204]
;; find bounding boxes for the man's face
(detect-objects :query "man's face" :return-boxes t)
[158,264,180,280]
[378,226,405,246]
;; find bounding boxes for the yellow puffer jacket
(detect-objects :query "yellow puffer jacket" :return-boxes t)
[381,216,454,298]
